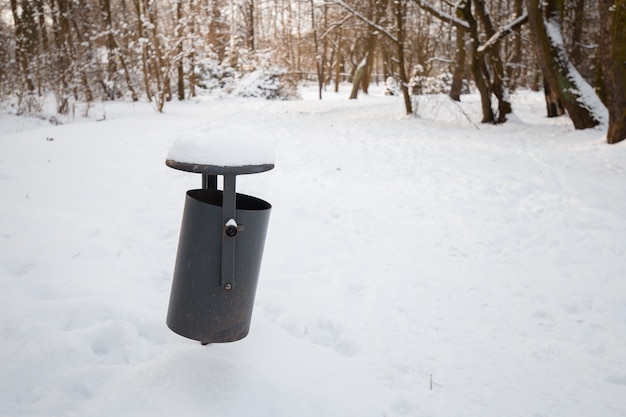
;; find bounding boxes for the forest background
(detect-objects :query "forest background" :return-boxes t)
[1,0,625,143]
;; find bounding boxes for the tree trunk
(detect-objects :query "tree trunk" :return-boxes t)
[544,80,565,117]
[461,1,494,123]
[100,0,117,99]
[393,0,412,115]
[132,0,152,102]
[507,0,524,91]
[345,0,386,98]
[599,0,626,144]
[52,0,79,112]
[10,0,36,93]
[100,0,139,101]
[244,0,255,51]
[349,59,366,99]
[361,0,389,94]
[568,0,586,70]
[334,28,343,93]
[34,0,49,52]
[176,0,185,101]
[310,0,323,99]
[143,0,171,111]
[360,31,377,94]
[473,0,511,123]
[449,27,466,102]
[98,0,138,101]
[525,0,603,129]
[188,0,197,98]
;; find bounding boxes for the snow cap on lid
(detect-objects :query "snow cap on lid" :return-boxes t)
[167,126,275,168]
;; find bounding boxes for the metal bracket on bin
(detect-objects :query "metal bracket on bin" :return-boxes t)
[221,174,236,290]
[166,160,274,292]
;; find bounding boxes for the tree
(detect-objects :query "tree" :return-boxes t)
[326,0,413,114]
[449,26,467,102]
[99,0,138,101]
[176,0,185,100]
[473,0,513,122]
[391,0,412,114]
[525,0,605,129]
[599,0,626,144]
[412,0,526,123]
[10,0,38,94]
[242,0,255,51]
[506,0,524,92]
[0,0,618,133]
[346,0,388,100]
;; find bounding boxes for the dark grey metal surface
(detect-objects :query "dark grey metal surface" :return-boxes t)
[202,174,217,190]
[166,159,274,176]
[166,189,271,343]
[221,174,237,291]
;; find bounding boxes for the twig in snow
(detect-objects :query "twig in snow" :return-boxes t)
[451,98,480,130]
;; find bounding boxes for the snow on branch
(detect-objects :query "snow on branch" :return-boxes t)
[321,13,353,39]
[477,13,528,54]
[411,0,470,30]
[323,0,399,43]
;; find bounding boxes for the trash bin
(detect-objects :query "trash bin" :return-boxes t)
[165,135,274,344]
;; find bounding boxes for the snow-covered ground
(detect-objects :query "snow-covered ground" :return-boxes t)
[1,85,625,417]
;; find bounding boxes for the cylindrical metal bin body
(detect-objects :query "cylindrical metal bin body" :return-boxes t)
[166,188,271,343]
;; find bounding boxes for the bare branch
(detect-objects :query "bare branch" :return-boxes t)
[477,12,528,54]
[321,13,353,39]
[323,0,399,43]
[410,0,470,30]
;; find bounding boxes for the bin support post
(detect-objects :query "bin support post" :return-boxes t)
[202,174,217,190]
[221,174,237,290]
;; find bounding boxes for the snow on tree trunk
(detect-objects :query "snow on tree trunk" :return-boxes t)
[600,0,626,144]
[525,0,606,129]
[349,58,367,100]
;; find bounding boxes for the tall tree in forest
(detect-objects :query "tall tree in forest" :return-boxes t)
[176,0,185,100]
[413,0,525,123]
[207,0,229,61]
[99,0,138,101]
[458,0,494,122]
[50,0,81,112]
[326,0,413,114]
[310,0,325,99]
[33,0,49,53]
[525,0,605,129]
[391,0,412,114]
[137,0,172,111]
[361,0,389,95]
[10,0,37,94]
[243,0,255,51]
[449,27,466,102]
[347,0,387,100]
[473,0,512,122]
[506,0,524,92]
[132,0,153,102]
[330,26,344,93]
[187,0,197,99]
[599,0,626,144]
[566,0,586,70]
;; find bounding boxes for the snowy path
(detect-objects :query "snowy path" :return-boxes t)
[1,87,625,417]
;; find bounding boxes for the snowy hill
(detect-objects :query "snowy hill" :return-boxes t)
[1,86,625,417]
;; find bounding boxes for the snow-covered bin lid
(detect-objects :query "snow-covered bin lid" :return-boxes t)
[166,131,275,175]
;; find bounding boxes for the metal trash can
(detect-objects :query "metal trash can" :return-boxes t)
[165,135,274,344]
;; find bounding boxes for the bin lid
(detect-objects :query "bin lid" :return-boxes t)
[166,131,275,175]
